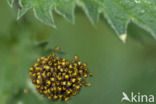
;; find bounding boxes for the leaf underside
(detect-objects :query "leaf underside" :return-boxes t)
[8,0,156,42]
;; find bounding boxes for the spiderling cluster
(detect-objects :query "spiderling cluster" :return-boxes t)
[29,53,93,101]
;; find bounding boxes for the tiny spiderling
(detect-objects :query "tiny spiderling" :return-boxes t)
[29,53,93,101]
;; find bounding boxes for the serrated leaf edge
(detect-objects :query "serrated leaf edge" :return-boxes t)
[33,7,56,28]
[8,0,156,42]
[54,6,76,24]
[7,0,14,7]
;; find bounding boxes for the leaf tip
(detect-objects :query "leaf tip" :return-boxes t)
[119,34,127,43]
[49,23,56,28]
[17,10,22,20]
[7,0,14,7]
[33,8,56,28]
[54,7,75,24]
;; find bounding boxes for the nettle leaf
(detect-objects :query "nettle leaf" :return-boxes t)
[9,0,156,42]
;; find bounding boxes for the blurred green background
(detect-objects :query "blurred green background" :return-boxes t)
[1,0,156,104]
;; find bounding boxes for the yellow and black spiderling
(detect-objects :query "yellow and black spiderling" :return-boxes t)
[29,53,93,102]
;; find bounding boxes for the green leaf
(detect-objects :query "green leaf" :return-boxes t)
[99,0,156,42]
[7,0,14,7]
[78,0,99,24]
[55,0,75,22]
[34,5,55,27]
[8,0,156,41]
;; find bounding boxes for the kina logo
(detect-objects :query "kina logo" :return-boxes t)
[121,92,155,103]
